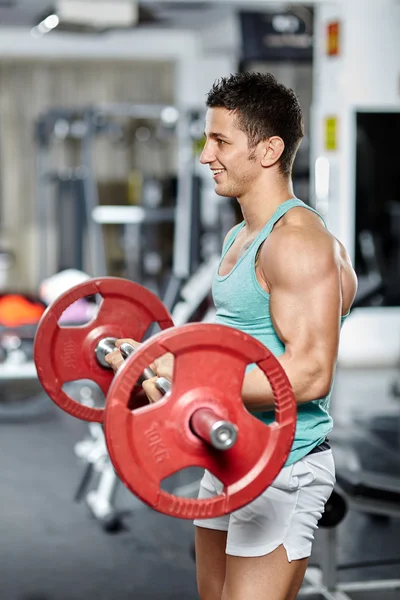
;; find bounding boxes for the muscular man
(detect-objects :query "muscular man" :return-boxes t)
[107,72,357,600]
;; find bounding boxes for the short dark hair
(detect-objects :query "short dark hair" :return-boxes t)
[206,72,304,177]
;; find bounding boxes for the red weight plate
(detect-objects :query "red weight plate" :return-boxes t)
[104,323,296,519]
[34,277,173,422]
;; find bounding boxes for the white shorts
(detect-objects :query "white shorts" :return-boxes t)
[193,449,335,561]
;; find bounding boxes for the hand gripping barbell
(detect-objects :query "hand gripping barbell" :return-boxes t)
[96,337,238,451]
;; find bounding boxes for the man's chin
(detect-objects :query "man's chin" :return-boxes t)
[214,184,235,198]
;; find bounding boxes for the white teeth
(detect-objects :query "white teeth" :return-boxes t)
[212,169,225,175]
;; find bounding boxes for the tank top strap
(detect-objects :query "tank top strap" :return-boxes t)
[254,198,327,248]
[221,221,245,257]
[221,198,326,260]
[298,202,327,228]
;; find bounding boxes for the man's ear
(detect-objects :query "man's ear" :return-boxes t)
[260,136,285,167]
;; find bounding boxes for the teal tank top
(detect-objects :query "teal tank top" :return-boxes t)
[213,198,346,466]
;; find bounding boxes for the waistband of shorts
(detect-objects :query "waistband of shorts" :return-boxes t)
[307,440,331,455]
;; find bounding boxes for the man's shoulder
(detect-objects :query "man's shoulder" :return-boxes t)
[266,218,335,256]
[279,204,326,230]
[260,220,338,283]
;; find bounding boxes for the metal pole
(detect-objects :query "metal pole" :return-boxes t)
[81,108,107,277]
[35,133,51,286]
[321,527,338,590]
[172,110,194,279]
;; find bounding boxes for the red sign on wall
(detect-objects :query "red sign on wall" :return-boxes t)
[327,21,340,56]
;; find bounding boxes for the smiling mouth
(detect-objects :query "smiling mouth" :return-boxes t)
[212,169,226,179]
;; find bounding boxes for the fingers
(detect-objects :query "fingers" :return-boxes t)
[115,338,141,350]
[153,352,174,380]
[104,338,169,403]
[104,349,125,372]
[105,338,141,373]
[107,339,174,385]
[142,377,164,403]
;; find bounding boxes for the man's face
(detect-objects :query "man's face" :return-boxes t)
[200,107,263,198]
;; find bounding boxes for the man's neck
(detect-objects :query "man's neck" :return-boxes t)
[238,177,295,235]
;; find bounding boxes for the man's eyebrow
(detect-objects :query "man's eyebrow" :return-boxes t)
[204,132,230,140]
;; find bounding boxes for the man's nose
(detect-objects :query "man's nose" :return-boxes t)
[199,141,215,165]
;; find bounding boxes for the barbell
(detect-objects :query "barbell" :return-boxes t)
[33,277,297,518]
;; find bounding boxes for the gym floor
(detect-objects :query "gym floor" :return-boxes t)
[1,368,400,600]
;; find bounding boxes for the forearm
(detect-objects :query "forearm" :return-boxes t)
[241,353,329,410]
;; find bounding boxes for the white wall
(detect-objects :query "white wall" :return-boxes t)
[0,27,198,61]
[339,307,400,368]
[313,0,400,254]
[312,0,400,366]
[0,24,237,110]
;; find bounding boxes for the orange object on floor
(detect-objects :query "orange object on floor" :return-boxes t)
[0,294,45,327]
